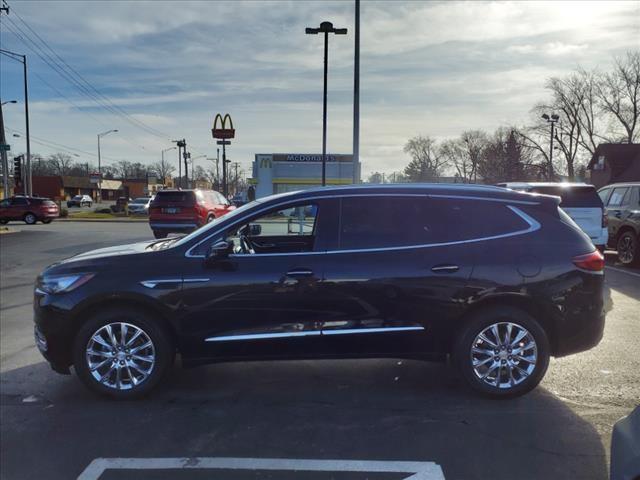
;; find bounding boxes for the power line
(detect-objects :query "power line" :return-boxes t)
[2,13,172,144]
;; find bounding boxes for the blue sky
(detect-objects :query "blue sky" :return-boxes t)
[1,0,639,178]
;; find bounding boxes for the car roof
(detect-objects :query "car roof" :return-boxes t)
[498,182,594,189]
[599,182,640,189]
[254,183,553,205]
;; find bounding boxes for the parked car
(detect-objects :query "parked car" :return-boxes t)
[66,195,93,208]
[0,196,59,225]
[33,184,605,399]
[497,182,608,250]
[110,197,132,214]
[231,191,248,207]
[610,406,640,480]
[598,182,640,265]
[148,189,235,239]
[127,196,154,215]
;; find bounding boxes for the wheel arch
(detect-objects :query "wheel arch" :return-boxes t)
[450,293,558,355]
[70,295,178,355]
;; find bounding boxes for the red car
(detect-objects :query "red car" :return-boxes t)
[148,189,235,238]
[0,196,60,225]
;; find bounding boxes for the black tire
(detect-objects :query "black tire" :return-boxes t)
[616,231,638,266]
[454,306,550,398]
[42,218,53,224]
[207,214,215,223]
[153,230,168,239]
[0,219,8,225]
[73,307,174,399]
[23,213,37,225]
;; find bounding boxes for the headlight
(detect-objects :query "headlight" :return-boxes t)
[37,273,95,294]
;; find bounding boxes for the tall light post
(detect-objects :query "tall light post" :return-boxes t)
[190,155,206,188]
[0,99,17,198]
[352,0,360,184]
[305,21,347,187]
[97,129,118,203]
[0,49,31,195]
[161,147,176,186]
[542,113,559,181]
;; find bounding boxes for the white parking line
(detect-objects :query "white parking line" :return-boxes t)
[78,457,445,480]
[606,266,640,278]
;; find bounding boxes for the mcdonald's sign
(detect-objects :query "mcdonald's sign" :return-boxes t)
[211,113,235,139]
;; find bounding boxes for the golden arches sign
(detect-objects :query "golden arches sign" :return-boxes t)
[212,113,235,139]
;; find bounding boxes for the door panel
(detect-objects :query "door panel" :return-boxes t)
[320,245,474,357]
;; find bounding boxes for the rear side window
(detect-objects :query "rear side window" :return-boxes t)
[608,187,629,207]
[529,186,602,208]
[597,188,611,204]
[153,191,195,204]
[11,198,28,206]
[338,196,529,250]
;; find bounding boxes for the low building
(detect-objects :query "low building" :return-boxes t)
[250,153,358,198]
[587,144,640,189]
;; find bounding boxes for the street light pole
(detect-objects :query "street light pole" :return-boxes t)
[352,0,360,184]
[161,147,176,186]
[306,21,347,187]
[97,129,118,203]
[542,113,559,181]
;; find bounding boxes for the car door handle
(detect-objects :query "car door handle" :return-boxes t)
[285,268,314,277]
[431,264,459,273]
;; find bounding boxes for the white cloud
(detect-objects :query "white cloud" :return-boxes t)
[0,0,638,178]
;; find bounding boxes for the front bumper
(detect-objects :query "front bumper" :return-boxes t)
[33,290,74,374]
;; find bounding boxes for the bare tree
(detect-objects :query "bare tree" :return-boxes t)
[403,136,448,182]
[48,153,74,176]
[151,157,176,185]
[596,51,640,143]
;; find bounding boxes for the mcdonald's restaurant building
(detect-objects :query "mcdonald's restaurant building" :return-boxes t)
[250,153,359,198]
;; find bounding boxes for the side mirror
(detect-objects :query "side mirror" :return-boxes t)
[206,240,231,262]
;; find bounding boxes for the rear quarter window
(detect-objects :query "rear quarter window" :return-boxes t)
[153,191,195,204]
[529,186,602,208]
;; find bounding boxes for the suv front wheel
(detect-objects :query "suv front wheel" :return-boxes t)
[73,308,174,399]
[455,306,550,398]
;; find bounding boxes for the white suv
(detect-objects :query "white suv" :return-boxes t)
[497,182,608,250]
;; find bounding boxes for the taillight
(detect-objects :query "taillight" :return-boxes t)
[573,250,605,272]
[602,210,608,228]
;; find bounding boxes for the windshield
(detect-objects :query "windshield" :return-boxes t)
[131,198,148,204]
[172,200,262,247]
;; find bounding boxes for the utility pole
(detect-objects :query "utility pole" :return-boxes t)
[542,113,559,181]
[352,0,360,184]
[216,148,220,190]
[174,139,186,188]
[183,144,190,189]
[232,162,240,195]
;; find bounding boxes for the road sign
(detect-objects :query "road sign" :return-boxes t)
[0,144,10,152]
[89,172,102,184]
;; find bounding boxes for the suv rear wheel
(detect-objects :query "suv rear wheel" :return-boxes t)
[153,230,167,239]
[73,308,174,399]
[455,306,550,398]
[616,231,638,265]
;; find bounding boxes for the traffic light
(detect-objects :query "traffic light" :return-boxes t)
[13,155,22,182]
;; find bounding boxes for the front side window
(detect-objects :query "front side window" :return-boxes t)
[0,199,9,207]
[338,196,529,250]
[226,203,319,255]
[597,188,611,204]
[608,187,629,207]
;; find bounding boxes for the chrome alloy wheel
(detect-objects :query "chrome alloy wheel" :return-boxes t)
[470,322,537,389]
[86,322,155,390]
[618,234,635,264]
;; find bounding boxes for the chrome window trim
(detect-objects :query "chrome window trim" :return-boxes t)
[183,278,210,283]
[185,194,541,259]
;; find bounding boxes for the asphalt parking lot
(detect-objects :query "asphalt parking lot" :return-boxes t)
[1,221,639,480]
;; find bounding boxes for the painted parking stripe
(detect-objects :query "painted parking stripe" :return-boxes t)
[606,266,640,278]
[78,457,445,480]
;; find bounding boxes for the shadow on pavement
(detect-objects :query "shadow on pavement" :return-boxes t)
[1,358,607,480]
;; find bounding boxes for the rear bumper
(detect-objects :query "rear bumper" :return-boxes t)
[150,222,199,231]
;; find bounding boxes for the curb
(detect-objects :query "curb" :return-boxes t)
[0,227,21,235]
[57,218,148,223]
